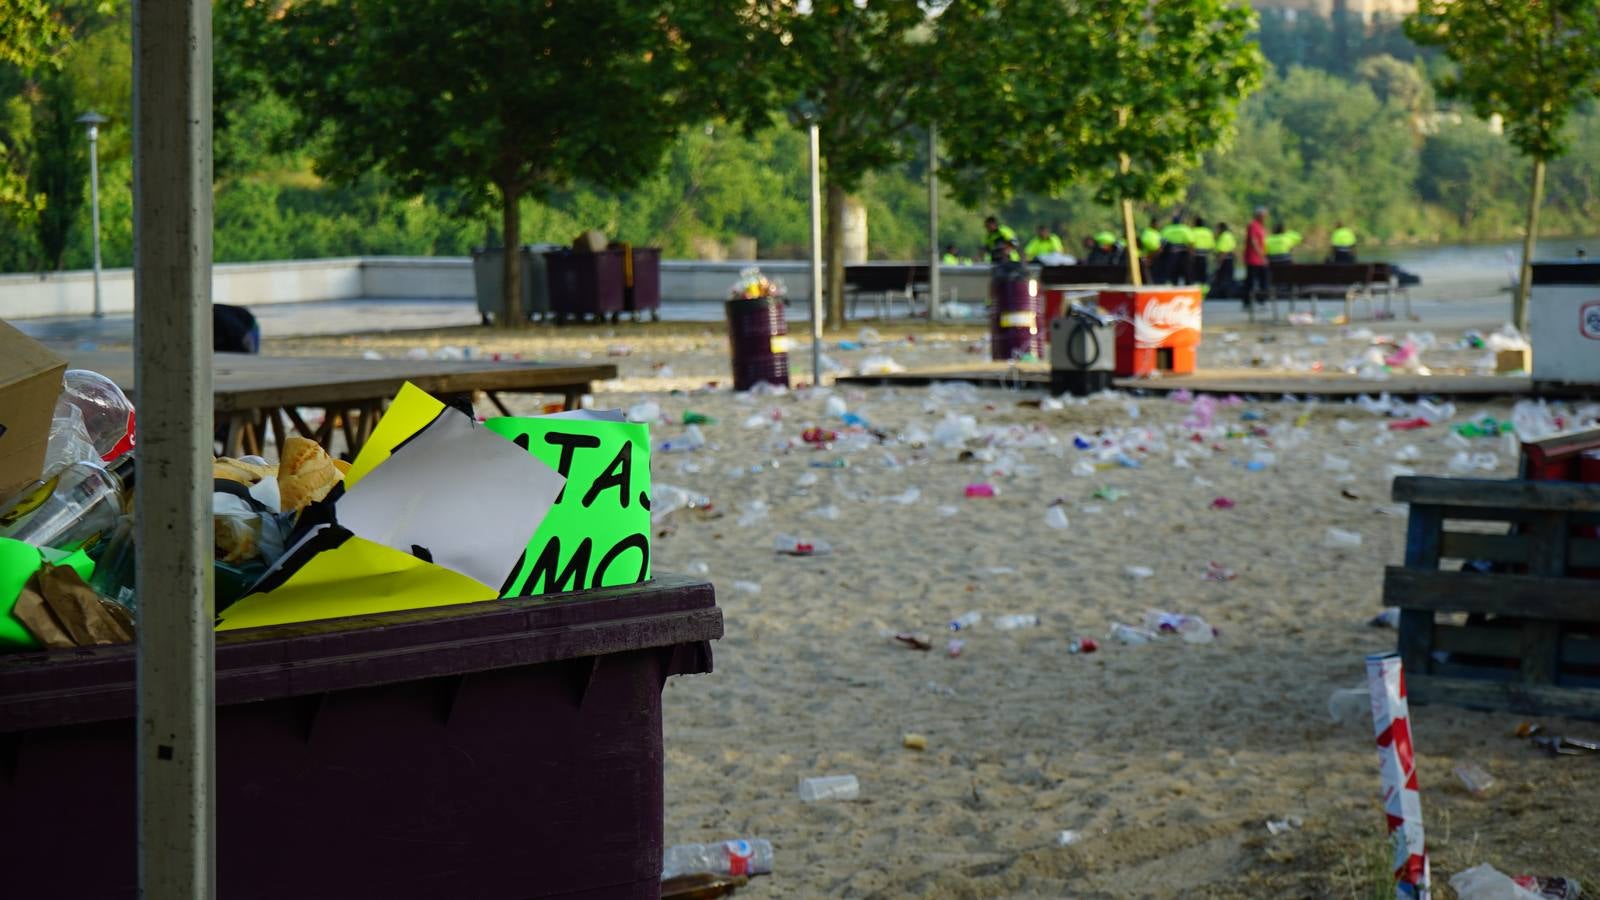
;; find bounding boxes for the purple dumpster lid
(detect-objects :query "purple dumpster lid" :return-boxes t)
[0,574,720,732]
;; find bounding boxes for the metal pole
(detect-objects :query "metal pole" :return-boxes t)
[89,126,104,318]
[927,123,940,322]
[133,0,216,896]
[808,123,823,385]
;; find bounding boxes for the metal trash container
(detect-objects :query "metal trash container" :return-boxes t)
[990,261,1043,361]
[546,249,627,324]
[472,244,559,325]
[624,247,662,322]
[0,575,721,899]
[1530,261,1600,387]
[725,297,790,391]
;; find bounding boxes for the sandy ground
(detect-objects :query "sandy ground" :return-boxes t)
[275,315,1600,898]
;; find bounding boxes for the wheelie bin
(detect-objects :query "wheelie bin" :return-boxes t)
[0,574,721,899]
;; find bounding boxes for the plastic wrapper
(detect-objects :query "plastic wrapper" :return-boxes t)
[213,492,290,566]
[44,401,99,476]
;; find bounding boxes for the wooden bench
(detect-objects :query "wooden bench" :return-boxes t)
[845,264,929,319]
[1369,262,1413,320]
[1258,263,1375,322]
[1383,475,1600,719]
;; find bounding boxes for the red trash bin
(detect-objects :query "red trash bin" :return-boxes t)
[725,297,791,391]
[0,575,721,900]
[546,249,626,323]
[990,263,1043,361]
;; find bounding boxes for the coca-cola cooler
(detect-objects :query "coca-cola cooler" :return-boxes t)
[1097,286,1202,378]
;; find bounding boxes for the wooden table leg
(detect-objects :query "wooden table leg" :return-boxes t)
[223,413,247,457]
[485,391,513,417]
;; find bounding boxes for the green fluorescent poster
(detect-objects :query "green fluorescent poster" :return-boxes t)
[484,417,652,597]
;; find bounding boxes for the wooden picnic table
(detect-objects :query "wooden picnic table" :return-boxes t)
[64,351,618,457]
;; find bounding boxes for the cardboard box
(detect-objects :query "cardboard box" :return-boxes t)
[0,320,66,498]
[1496,348,1531,374]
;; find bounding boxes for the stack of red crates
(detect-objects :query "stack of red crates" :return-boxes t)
[1520,427,1600,578]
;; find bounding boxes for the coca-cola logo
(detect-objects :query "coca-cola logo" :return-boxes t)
[1134,295,1201,347]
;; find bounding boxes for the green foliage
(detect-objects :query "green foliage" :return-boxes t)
[28,72,85,269]
[9,5,1600,281]
[937,0,1264,209]
[1406,0,1600,161]
[0,1,72,70]
[751,0,936,192]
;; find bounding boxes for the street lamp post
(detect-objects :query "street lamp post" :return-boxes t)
[76,111,109,319]
[788,100,824,386]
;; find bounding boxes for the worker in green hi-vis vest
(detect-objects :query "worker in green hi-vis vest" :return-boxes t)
[983,215,1020,263]
[1329,222,1357,263]
[1188,215,1215,287]
[1157,216,1191,284]
[1265,223,1300,264]
[1087,229,1122,265]
[1023,224,1065,262]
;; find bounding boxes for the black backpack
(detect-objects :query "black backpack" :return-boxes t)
[213,304,260,354]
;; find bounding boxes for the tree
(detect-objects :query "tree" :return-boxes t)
[1406,0,1600,331]
[739,0,937,328]
[224,0,750,326]
[938,0,1263,285]
[28,73,85,269]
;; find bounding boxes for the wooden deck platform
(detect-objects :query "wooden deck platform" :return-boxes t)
[838,365,1593,400]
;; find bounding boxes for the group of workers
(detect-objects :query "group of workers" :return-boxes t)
[949,211,1361,305]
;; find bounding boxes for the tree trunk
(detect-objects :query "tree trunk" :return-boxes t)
[500,183,526,328]
[826,180,846,330]
[1514,156,1546,335]
[1120,197,1142,287]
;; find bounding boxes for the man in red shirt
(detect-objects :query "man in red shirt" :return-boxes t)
[1243,207,1270,309]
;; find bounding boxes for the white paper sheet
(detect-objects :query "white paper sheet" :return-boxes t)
[336,409,565,590]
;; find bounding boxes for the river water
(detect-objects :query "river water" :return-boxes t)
[1384,236,1599,287]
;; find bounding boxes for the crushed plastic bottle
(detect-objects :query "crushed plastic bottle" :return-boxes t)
[57,370,136,462]
[773,534,832,556]
[1450,864,1543,900]
[1327,686,1370,725]
[1044,505,1070,530]
[657,425,706,453]
[993,614,1041,631]
[662,839,774,879]
[824,395,849,418]
[1123,565,1154,579]
[949,611,982,631]
[651,484,711,525]
[798,774,859,803]
[736,500,769,527]
[626,400,662,423]
[1324,527,1363,549]
[1109,622,1156,645]
[1453,761,1495,796]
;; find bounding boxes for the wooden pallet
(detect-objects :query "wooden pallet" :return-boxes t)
[1384,476,1600,719]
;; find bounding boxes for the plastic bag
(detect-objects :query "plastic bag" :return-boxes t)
[44,401,99,476]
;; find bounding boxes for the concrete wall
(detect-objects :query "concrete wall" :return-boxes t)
[0,255,995,319]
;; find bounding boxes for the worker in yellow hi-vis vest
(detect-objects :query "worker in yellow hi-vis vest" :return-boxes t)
[1329,222,1357,263]
[1157,216,1191,284]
